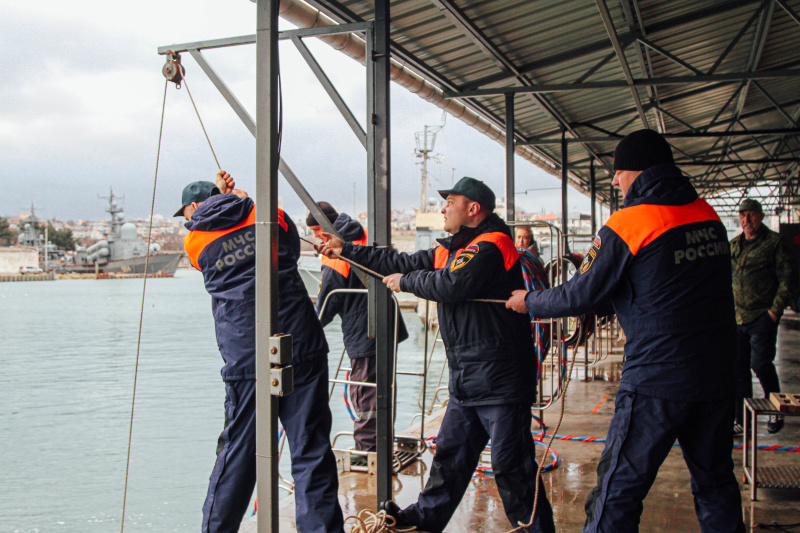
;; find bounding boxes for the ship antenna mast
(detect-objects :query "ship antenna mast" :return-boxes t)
[414,113,446,212]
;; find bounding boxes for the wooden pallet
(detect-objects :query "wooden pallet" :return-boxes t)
[770,392,800,413]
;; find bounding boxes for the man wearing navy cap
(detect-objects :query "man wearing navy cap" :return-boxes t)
[732,198,798,435]
[178,171,344,533]
[507,129,744,532]
[316,177,554,533]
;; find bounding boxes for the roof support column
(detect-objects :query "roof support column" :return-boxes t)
[254,0,280,531]
[505,94,515,221]
[367,0,395,506]
[561,131,570,256]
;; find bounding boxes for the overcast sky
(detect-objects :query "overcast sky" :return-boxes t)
[1,0,592,225]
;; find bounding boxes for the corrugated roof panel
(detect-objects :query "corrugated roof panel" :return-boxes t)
[305,0,800,209]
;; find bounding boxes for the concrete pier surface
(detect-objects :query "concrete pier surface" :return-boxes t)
[243,319,800,532]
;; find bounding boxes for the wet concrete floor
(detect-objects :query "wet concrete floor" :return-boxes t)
[245,320,800,532]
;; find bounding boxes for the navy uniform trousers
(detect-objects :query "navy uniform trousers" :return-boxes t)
[583,390,745,533]
[202,357,344,533]
[402,401,555,533]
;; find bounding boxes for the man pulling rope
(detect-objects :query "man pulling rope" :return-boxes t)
[316,177,555,533]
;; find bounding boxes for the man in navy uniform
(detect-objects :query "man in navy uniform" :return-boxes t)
[316,177,554,533]
[177,171,344,533]
[308,202,408,463]
[507,129,744,532]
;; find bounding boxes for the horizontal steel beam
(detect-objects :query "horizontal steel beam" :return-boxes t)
[676,158,799,165]
[157,22,371,54]
[522,128,800,145]
[444,70,800,98]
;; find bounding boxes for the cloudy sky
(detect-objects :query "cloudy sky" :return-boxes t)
[1,0,591,225]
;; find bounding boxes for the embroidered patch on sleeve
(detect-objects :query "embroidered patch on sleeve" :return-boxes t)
[580,235,601,274]
[450,252,475,271]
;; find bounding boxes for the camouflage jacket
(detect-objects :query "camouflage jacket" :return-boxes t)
[731,225,798,324]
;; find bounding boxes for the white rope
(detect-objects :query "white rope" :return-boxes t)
[120,78,169,533]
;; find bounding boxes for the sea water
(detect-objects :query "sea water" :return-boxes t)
[0,270,444,532]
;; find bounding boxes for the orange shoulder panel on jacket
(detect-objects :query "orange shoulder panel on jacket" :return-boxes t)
[321,255,350,278]
[433,245,449,269]
[605,198,720,256]
[184,207,257,270]
[320,229,366,279]
[277,208,288,232]
[468,232,519,271]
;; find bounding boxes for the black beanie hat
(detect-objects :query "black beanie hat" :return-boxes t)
[613,129,674,172]
[306,201,339,226]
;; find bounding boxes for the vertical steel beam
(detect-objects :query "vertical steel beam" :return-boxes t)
[255,1,280,532]
[590,160,597,236]
[561,131,570,255]
[368,0,395,505]
[505,94,515,221]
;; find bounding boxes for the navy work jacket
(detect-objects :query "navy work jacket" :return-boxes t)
[184,194,327,381]
[526,164,736,401]
[315,213,408,359]
[341,213,537,406]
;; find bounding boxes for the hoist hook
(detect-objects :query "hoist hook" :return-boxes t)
[162,51,184,88]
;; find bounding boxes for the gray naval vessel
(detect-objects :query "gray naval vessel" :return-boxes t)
[66,189,183,276]
[17,204,60,265]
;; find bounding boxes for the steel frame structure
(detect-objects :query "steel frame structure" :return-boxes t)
[160,1,395,529]
[159,2,800,530]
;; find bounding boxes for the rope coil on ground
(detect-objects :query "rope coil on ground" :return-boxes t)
[345,509,418,533]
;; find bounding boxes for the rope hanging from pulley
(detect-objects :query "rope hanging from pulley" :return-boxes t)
[162,51,221,169]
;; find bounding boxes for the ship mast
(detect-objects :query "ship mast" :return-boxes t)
[414,116,445,212]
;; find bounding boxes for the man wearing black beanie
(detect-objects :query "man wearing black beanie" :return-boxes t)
[308,202,408,463]
[507,129,744,532]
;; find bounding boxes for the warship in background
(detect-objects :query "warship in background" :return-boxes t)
[16,204,60,266]
[65,190,183,276]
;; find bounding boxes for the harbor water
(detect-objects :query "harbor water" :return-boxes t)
[0,269,442,532]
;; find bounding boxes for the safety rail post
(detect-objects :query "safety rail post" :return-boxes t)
[254,0,280,531]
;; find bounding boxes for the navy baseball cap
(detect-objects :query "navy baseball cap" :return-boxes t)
[438,177,496,211]
[173,181,220,217]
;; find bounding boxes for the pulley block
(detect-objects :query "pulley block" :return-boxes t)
[162,51,184,88]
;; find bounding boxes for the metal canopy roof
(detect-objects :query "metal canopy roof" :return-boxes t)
[304,0,800,214]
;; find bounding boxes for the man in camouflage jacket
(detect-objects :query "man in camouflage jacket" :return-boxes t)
[732,198,798,434]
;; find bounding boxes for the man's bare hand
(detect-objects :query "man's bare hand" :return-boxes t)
[383,273,403,293]
[506,289,529,314]
[314,232,344,258]
[215,170,235,194]
[231,188,248,198]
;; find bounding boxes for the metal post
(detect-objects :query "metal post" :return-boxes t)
[589,160,598,362]
[368,0,395,506]
[561,131,569,259]
[590,160,597,236]
[505,93,515,221]
[255,1,280,531]
[609,183,617,214]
